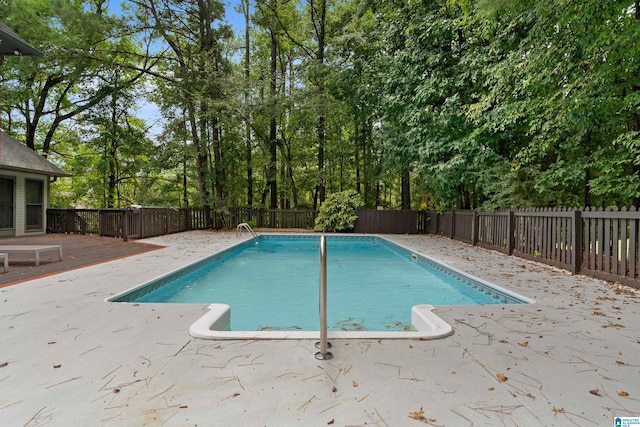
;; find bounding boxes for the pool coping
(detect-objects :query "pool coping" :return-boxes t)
[107,233,534,340]
[188,303,455,340]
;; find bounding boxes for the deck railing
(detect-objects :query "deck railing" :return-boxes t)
[47,207,318,239]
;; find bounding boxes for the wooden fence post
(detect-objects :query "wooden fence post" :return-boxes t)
[65,210,74,233]
[140,209,145,239]
[472,210,479,246]
[121,210,128,242]
[450,211,455,239]
[205,207,212,229]
[572,209,582,274]
[507,210,515,255]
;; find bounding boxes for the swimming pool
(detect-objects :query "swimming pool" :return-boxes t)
[109,234,533,339]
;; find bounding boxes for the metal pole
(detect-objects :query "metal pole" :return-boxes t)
[315,235,333,360]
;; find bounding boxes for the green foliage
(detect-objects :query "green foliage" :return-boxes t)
[314,190,364,232]
[3,0,640,211]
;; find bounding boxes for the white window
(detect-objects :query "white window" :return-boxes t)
[25,179,44,231]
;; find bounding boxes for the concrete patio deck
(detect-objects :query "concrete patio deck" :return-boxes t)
[1,230,639,426]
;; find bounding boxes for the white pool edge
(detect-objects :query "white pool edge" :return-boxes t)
[188,303,455,340]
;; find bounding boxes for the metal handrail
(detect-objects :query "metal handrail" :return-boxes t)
[315,235,333,360]
[236,222,258,244]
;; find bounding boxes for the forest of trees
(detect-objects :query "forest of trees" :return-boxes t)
[1,0,639,211]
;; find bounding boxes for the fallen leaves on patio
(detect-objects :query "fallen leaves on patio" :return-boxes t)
[552,407,565,413]
[517,341,529,347]
[352,380,359,388]
[409,407,425,420]
[496,373,507,382]
[603,322,625,328]
[408,407,436,424]
[589,389,600,396]
[618,391,629,397]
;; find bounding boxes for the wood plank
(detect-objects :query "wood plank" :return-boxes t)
[604,217,611,273]
[621,218,628,277]
[551,216,558,264]
[590,216,597,270]
[631,219,637,280]
[597,217,604,271]
[612,218,619,275]
[584,215,591,270]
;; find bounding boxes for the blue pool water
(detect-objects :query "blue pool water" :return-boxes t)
[111,235,526,331]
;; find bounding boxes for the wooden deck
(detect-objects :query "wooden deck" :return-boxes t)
[0,234,162,287]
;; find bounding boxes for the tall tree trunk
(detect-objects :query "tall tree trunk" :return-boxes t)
[212,118,224,208]
[401,167,410,210]
[107,93,118,208]
[632,0,640,208]
[279,157,286,208]
[363,120,373,207]
[268,27,278,209]
[188,102,210,210]
[243,0,253,206]
[182,158,188,208]
[583,132,592,207]
[287,144,298,208]
[355,117,361,194]
[314,0,327,206]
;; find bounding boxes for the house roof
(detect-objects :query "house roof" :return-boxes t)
[0,21,43,56]
[0,130,70,177]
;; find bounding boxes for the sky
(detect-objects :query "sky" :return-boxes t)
[108,0,247,32]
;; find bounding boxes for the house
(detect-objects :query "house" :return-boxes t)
[0,21,61,237]
[0,131,70,236]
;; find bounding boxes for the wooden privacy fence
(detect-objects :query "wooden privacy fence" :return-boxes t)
[47,206,640,287]
[354,210,420,234]
[47,208,200,240]
[424,208,640,288]
[47,207,318,239]
[222,207,317,229]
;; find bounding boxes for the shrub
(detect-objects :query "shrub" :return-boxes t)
[314,190,364,232]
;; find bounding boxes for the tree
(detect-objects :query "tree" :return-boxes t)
[132,0,233,212]
[1,0,149,157]
[472,0,640,207]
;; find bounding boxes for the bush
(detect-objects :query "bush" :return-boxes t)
[314,190,364,232]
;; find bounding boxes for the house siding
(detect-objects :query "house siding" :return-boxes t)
[0,170,49,237]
